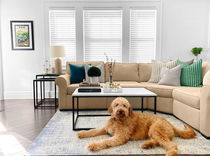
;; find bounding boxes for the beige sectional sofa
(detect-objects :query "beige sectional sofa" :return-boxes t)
[55,61,210,138]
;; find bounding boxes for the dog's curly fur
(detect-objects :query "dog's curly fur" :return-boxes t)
[77,97,196,156]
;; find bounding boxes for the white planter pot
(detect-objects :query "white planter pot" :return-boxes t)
[90,77,99,84]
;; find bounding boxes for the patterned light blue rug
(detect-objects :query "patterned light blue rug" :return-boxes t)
[26,111,210,155]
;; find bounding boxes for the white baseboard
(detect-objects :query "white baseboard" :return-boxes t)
[4,91,58,99]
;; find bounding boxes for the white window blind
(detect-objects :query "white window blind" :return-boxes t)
[130,9,156,63]
[83,9,122,62]
[49,9,76,62]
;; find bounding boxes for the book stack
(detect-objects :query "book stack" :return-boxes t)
[78,82,101,92]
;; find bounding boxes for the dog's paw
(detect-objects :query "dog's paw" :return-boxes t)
[141,143,151,149]
[87,142,101,151]
[166,150,177,156]
[77,131,86,138]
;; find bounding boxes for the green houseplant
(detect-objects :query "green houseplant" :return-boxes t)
[87,66,101,83]
[191,47,203,60]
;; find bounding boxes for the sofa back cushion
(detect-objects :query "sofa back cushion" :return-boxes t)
[202,61,210,79]
[139,63,152,82]
[105,62,139,82]
[66,61,104,78]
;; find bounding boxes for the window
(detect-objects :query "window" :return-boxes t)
[83,9,122,62]
[130,9,157,63]
[49,9,76,62]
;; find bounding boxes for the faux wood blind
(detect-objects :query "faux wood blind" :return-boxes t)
[130,9,157,63]
[49,9,76,62]
[83,9,122,62]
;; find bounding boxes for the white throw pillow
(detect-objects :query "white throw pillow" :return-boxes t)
[203,70,210,86]
[84,64,105,83]
[148,60,178,83]
[158,65,181,86]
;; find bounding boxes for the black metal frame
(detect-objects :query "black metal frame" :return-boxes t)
[33,74,59,109]
[72,95,157,131]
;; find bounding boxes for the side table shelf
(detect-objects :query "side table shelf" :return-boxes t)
[33,74,59,109]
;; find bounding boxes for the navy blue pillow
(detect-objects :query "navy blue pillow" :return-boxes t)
[69,64,85,83]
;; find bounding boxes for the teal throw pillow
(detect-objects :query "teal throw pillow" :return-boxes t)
[69,64,85,83]
[178,59,202,87]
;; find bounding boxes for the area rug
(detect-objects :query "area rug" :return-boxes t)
[26,110,210,155]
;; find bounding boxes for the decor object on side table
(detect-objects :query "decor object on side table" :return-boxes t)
[50,46,65,74]
[10,21,34,50]
[87,66,101,83]
[191,47,203,61]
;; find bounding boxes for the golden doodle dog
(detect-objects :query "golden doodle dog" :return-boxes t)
[77,97,196,156]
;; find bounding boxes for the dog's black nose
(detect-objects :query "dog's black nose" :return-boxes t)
[117,110,125,115]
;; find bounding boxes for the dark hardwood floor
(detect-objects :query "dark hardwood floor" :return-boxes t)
[0,99,56,155]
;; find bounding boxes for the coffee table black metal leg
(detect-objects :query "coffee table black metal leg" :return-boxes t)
[141,97,144,112]
[72,97,75,130]
[54,83,56,107]
[77,97,79,116]
[154,96,157,114]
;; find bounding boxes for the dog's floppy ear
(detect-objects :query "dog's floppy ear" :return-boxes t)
[108,105,113,114]
[129,106,133,116]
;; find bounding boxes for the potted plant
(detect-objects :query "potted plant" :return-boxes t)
[191,47,203,60]
[87,66,101,83]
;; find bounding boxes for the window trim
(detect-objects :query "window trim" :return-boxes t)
[44,0,162,63]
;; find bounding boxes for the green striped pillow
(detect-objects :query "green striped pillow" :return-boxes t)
[178,59,202,87]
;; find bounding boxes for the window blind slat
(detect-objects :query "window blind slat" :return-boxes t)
[84,10,122,62]
[49,10,76,62]
[130,9,156,63]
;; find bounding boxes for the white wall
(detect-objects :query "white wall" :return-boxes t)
[0,0,210,99]
[1,0,45,99]
[0,0,4,100]
[161,0,210,61]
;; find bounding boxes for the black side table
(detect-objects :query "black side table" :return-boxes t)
[33,74,59,109]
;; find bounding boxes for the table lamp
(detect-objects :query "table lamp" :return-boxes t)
[50,46,65,74]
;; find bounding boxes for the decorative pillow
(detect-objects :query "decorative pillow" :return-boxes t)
[148,60,178,83]
[178,59,202,87]
[158,65,181,86]
[69,64,85,84]
[183,59,194,65]
[203,70,210,85]
[84,64,105,83]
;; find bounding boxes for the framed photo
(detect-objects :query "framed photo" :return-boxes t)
[10,21,34,50]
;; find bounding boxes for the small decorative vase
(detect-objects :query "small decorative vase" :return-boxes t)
[109,75,113,87]
[90,77,99,84]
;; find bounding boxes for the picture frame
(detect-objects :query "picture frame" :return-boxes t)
[10,21,34,50]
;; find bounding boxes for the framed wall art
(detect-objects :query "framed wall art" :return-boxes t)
[10,21,34,50]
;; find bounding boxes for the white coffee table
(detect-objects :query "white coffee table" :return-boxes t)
[72,87,157,130]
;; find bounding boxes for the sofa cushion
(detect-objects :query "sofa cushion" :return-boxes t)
[139,63,152,82]
[173,87,201,109]
[139,82,178,98]
[105,63,139,82]
[202,61,210,79]
[113,81,141,88]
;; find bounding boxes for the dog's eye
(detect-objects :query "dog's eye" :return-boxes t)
[123,104,127,108]
[115,104,119,107]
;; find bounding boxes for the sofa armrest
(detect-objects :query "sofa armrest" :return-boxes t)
[200,85,210,137]
[55,74,70,94]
